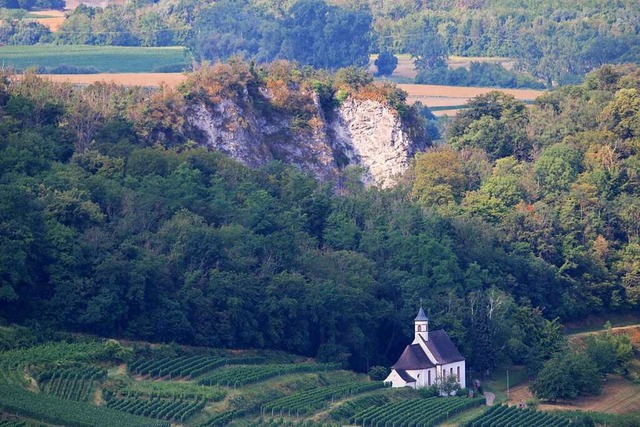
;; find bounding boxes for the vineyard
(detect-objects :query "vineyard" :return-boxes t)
[329,394,390,420]
[198,363,339,387]
[118,381,226,401]
[106,395,206,422]
[0,334,505,427]
[129,355,264,379]
[196,410,244,427]
[464,405,571,427]
[38,365,107,401]
[352,397,485,427]
[249,418,340,427]
[262,382,389,416]
[0,382,169,427]
[0,419,47,427]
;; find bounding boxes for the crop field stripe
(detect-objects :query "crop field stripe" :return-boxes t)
[0,45,191,73]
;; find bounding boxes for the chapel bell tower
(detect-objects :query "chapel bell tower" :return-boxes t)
[414,306,429,342]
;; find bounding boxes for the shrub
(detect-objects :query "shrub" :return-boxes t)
[368,366,389,381]
[418,385,439,398]
[374,52,398,76]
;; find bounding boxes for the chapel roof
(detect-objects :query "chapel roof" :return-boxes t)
[420,330,465,364]
[396,369,416,383]
[391,343,435,370]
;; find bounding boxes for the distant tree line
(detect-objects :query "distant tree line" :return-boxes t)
[3,0,639,85]
[0,0,63,10]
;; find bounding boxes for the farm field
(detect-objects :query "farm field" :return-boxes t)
[29,10,66,31]
[0,45,190,73]
[396,83,544,116]
[41,73,546,117]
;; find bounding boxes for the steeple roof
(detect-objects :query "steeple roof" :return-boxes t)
[415,307,429,321]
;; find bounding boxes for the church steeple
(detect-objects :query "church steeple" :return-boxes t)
[414,306,429,342]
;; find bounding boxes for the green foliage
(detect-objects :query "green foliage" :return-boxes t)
[418,385,439,398]
[412,147,467,207]
[368,366,388,381]
[0,20,50,45]
[416,62,546,89]
[404,19,448,71]
[529,351,602,401]
[451,92,531,161]
[583,325,634,377]
[374,52,398,77]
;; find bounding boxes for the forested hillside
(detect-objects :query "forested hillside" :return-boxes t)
[1,63,639,377]
[2,0,639,84]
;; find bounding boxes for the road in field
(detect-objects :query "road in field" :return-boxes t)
[509,375,640,414]
[42,73,546,117]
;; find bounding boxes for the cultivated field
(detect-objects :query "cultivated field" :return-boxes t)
[30,9,66,31]
[0,45,190,73]
[42,73,546,117]
[397,83,544,116]
[44,72,188,87]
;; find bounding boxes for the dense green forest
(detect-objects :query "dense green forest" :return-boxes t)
[1,62,640,378]
[2,0,639,84]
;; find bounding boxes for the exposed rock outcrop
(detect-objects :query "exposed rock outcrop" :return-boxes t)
[332,98,421,187]
[188,89,427,188]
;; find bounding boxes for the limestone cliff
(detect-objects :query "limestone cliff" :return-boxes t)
[187,83,427,188]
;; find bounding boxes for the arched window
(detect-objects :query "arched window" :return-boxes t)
[428,370,431,385]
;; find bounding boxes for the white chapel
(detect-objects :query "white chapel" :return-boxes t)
[384,307,466,389]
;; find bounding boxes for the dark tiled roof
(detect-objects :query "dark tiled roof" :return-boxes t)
[415,307,429,321]
[396,369,416,383]
[421,330,465,364]
[392,344,435,370]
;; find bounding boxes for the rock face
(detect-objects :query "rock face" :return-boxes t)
[332,99,420,186]
[188,91,426,188]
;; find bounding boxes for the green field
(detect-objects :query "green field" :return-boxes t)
[0,45,191,73]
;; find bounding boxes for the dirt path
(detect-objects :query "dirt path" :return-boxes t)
[567,324,640,339]
[508,375,640,414]
[484,391,495,406]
